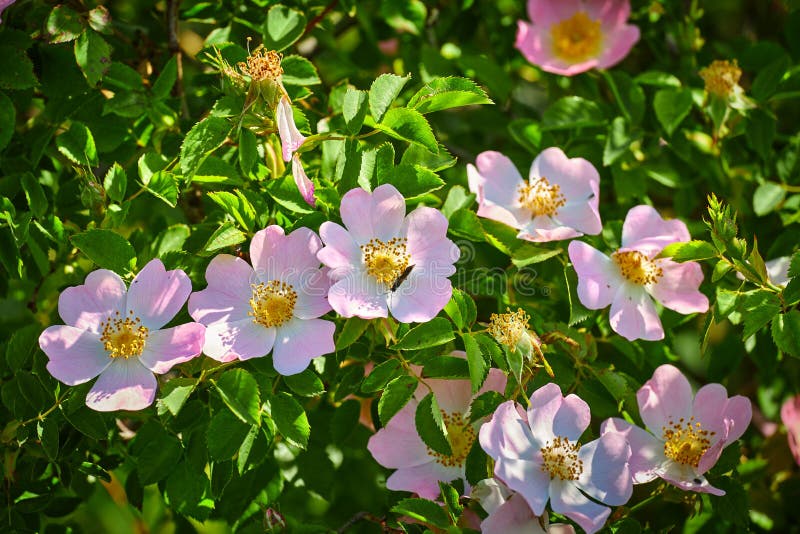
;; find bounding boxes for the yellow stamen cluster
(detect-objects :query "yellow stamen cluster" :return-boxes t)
[550,11,603,63]
[518,177,566,218]
[361,237,410,286]
[662,417,715,468]
[100,311,149,359]
[427,412,476,467]
[612,250,663,285]
[238,48,283,83]
[699,60,742,98]
[488,308,530,349]
[249,280,297,328]
[541,436,583,481]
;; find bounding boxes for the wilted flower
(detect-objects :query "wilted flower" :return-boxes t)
[568,205,709,341]
[479,383,633,534]
[472,478,576,534]
[317,184,459,323]
[468,148,601,242]
[515,0,640,76]
[699,60,742,99]
[39,260,205,412]
[602,364,752,495]
[188,225,334,375]
[487,308,552,376]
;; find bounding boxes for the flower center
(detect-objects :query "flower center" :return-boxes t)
[662,417,715,468]
[427,412,476,467]
[699,59,742,98]
[540,436,583,481]
[550,11,603,63]
[611,250,663,285]
[361,237,411,286]
[249,281,297,328]
[238,48,283,83]
[488,308,530,349]
[518,177,566,218]
[100,311,149,359]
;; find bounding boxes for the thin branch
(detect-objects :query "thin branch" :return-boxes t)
[302,0,339,38]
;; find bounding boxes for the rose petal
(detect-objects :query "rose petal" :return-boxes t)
[385,460,463,500]
[480,401,538,460]
[404,206,460,267]
[340,184,406,244]
[86,358,157,412]
[638,364,693,433]
[250,225,323,284]
[58,269,127,333]
[388,270,452,323]
[188,254,254,326]
[327,271,389,319]
[292,155,316,207]
[600,417,664,484]
[649,259,709,314]
[549,479,611,534]
[277,96,305,162]
[609,284,664,341]
[126,259,191,330]
[576,433,632,506]
[272,318,335,375]
[138,323,205,374]
[621,205,690,254]
[40,325,110,385]
[494,457,552,516]
[481,493,545,534]
[318,221,362,279]
[568,241,620,310]
[596,24,640,70]
[203,318,276,362]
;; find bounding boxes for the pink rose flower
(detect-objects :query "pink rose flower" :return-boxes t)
[516,0,640,76]
[602,364,752,496]
[366,355,507,499]
[479,383,633,534]
[277,96,315,206]
[317,184,460,323]
[472,478,576,534]
[781,395,800,466]
[39,259,205,412]
[568,205,709,341]
[467,148,601,242]
[188,225,334,375]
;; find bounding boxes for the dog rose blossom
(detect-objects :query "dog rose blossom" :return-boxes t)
[472,478,576,534]
[39,259,205,412]
[516,0,640,76]
[568,205,709,341]
[318,184,459,323]
[188,225,334,375]
[468,148,601,242]
[602,364,752,495]
[479,383,632,534]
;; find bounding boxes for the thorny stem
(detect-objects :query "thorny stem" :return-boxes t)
[20,392,69,426]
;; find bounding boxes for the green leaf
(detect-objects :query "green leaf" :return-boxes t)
[362,360,403,393]
[512,244,563,267]
[422,355,470,379]
[38,418,59,460]
[746,109,777,161]
[0,91,14,151]
[378,375,418,426]
[542,96,605,130]
[238,128,258,175]
[635,70,681,88]
[46,6,84,44]
[103,163,127,203]
[752,55,789,101]
[660,240,718,262]
[207,190,256,231]
[0,46,38,90]
[156,377,195,417]
[336,317,371,350]
[262,4,307,52]
[415,393,452,456]
[392,317,455,350]
[20,174,47,218]
[753,182,785,216]
[508,119,542,154]
[265,174,315,214]
[469,391,505,423]
[152,56,177,100]
[165,462,209,520]
[463,333,488,394]
[603,116,639,166]
[181,116,231,180]
[331,399,361,443]
[71,229,136,274]
[74,30,112,86]
[444,289,477,331]
[653,88,693,136]
[214,369,261,426]
[343,87,368,135]
[207,410,251,461]
[281,55,321,85]
[386,163,444,198]
[269,392,310,448]
[739,290,781,340]
[391,498,451,529]
[56,122,98,167]
[137,432,182,485]
[87,6,112,34]
[407,76,492,114]
[401,143,457,173]
[284,369,325,397]
[772,310,800,357]
[377,107,438,153]
[370,73,410,122]
[201,221,246,256]
[143,171,179,207]
[5,325,40,371]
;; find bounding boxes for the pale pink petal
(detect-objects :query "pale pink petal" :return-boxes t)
[327,271,389,319]
[494,457,551,516]
[528,383,590,443]
[0,1,17,23]
[471,151,528,224]
[477,202,525,230]
[660,462,724,496]
[404,206,460,267]
[556,200,602,236]
[481,493,545,534]
[291,155,315,207]
[126,259,191,330]
[478,368,509,398]
[58,269,127,333]
[649,260,709,314]
[40,325,110,385]
[340,184,406,244]
[188,254,254,325]
[388,270,452,323]
[318,221,361,278]
[596,24,640,70]
[292,269,332,320]
[472,478,512,515]
[568,241,620,309]
[575,433,632,506]
[138,323,205,374]
[638,364,693,433]
[367,402,430,469]
[250,226,323,283]
[766,256,791,287]
[526,0,583,25]
[530,148,599,201]
[781,396,800,465]
[621,205,690,253]
[518,216,582,242]
[277,96,305,162]
[549,480,610,534]
[86,358,157,412]
[385,460,462,499]
[586,0,631,25]
[480,401,538,459]
[272,318,335,375]
[516,22,598,76]
[203,318,276,362]
[427,378,472,415]
[600,417,664,484]
[609,285,664,341]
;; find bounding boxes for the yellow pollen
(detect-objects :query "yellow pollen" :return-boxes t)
[361,237,410,286]
[100,311,149,359]
[541,436,583,481]
[238,47,283,83]
[518,177,566,218]
[612,250,663,285]
[699,60,742,98]
[249,280,297,328]
[427,412,476,467]
[550,11,603,63]
[488,308,530,349]
[662,417,715,468]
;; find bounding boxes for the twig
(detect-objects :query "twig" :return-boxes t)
[167,0,190,119]
[302,0,339,38]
